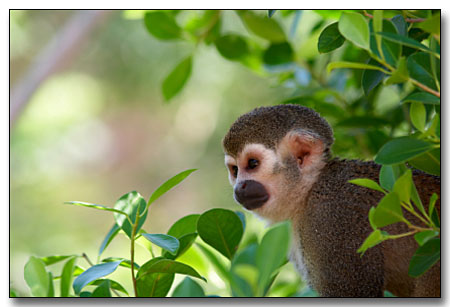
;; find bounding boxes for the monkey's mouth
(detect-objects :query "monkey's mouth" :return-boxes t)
[235,194,270,210]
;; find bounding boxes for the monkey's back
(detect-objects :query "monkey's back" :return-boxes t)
[296,158,440,297]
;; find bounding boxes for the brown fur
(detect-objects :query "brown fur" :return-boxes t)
[223,104,441,297]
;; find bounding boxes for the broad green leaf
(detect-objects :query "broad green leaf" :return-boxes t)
[370,192,404,228]
[431,206,440,228]
[262,42,294,65]
[407,52,439,90]
[233,264,258,294]
[101,257,140,270]
[197,208,244,260]
[392,169,412,204]
[73,260,123,295]
[384,56,408,85]
[361,59,386,95]
[368,207,377,230]
[379,20,401,67]
[375,137,435,165]
[79,291,92,297]
[167,214,200,238]
[98,223,120,257]
[256,221,291,294]
[414,230,439,246]
[91,280,111,297]
[24,256,49,297]
[428,193,438,219]
[60,257,77,297]
[238,10,286,42]
[377,32,439,58]
[384,290,397,297]
[142,233,180,255]
[144,11,181,40]
[163,233,198,260]
[148,169,197,206]
[230,243,258,297]
[64,201,128,217]
[373,10,383,56]
[136,257,174,297]
[137,259,206,282]
[172,277,205,297]
[391,15,407,36]
[338,12,370,50]
[317,22,345,53]
[327,61,389,74]
[408,238,440,277]
[184,10,221,45]
[162,56,193,101]
[410,102,426,132]
[402,92,440,105]
[214,34,249,60]
[91,279,128,295]
[379,164,408,191]
[40,255,76,266]
[113,191,147,239]
[417,13,440,36]
[349,178,386,194]
[357,229,388,256]
[195,243,232,282]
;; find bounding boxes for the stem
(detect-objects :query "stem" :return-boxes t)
[401,202,430,226]
[388,230,418,240]
[409,78,440,98]
[130,214,141,297]
[82,253,94,266]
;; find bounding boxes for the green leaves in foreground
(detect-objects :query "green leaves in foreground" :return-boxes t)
[375,137,436,165]
[409,238,440,277]
[338,11,370,50]
[318,22,345,53]
[197,208,244,260]
[73,260,123,295]
[162,56,193,101]
[24,257,50,297]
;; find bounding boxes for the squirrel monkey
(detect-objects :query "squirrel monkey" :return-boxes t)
[223,104,440,297]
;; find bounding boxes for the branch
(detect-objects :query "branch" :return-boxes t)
[10,10,114,127]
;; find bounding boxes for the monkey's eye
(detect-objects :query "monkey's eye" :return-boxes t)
[231,166,238,177]
[248,158,259,170]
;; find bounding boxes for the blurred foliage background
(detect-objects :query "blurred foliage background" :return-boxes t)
[10,9,440,296]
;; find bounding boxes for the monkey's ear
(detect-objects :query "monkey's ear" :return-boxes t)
[278,130,325,169]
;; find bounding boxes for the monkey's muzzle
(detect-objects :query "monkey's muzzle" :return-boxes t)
[234,180,269,210]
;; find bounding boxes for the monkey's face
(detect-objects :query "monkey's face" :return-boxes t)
[224,131,327,223]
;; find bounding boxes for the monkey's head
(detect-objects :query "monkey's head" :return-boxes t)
[223,104,334,222]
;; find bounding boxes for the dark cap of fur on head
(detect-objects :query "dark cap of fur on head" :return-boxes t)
[223,104,334,157]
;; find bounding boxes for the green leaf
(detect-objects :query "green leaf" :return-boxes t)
[379,20,402,67]
[349,178,386,194]
[167,214,200,238]
[47,272,54,297]
[361,59,386,95]
[113,191,147,239]
[408,238,440,277]
[235,211,246,231]
[64,201,128,217]
[377,32,439,58]
[73,260,123,295]
[318,22,345,53]
[230,243,257,297]
[384,290,397,297]
[327,61,389,74]
[40,255,76,266]
[91,279,128,295]
[357,229,388,256]
[414,230,439,246]
[195,243,232,282]
[98,224,120,257]
[148,169,197,206]
[79,291,92,297]
[391,15,407,36]
[370,192,404,228]
[407,52,439,90]
[428,193,438,219]
[214,34,249,60]
[262,42,294,65]
[60,257,77,297]
[375,137,435,165]
[172,277,206,297]
[162,56,193,101]
[379,164,408,191]
[417,13,440,36]
[144,11,181,40]
[256,221,291,294]
[384,56,408,85]
[338,12,370,50]
[101,257,140,270]
[373,10,383,56]
[392,169,412,204]
[238,10,286,42]
[142,233,180,255]
[91,280,111,297]
[136,257,174,297]
[410,102,426,132]
[163,232,198,260]
[24,256,49,297]
[197,208,244,260]
[402,92,440,105]
[137,259,206,282]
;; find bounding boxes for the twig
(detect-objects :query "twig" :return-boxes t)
[82,253,94,266]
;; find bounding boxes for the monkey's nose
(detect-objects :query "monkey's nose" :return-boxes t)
[234,180,269,210]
